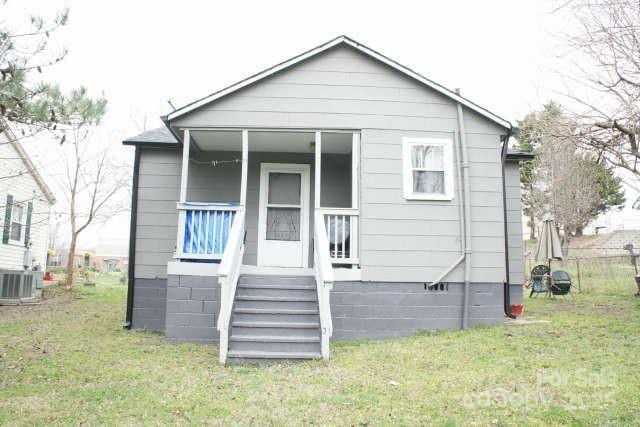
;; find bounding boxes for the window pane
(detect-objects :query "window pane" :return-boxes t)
[413,171,445,194]
[268,173,301,205]
[10,222,21,241]
[412,145,444,170]
[10,205,23,241]
[266,207,301,241]
[13,205,23,220]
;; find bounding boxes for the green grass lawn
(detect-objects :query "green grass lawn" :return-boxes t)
[1,274,639,425]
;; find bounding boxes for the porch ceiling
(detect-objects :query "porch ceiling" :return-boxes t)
[190,130,352,154]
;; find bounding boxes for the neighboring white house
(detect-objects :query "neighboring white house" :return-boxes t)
[0,121,56,271]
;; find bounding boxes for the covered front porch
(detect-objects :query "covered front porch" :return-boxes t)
[171,128,360,277]
[168,128,359,362]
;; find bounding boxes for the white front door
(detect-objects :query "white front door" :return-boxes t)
[257,163,310,268]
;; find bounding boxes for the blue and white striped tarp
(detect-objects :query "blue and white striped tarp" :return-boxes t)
[182,203,237,256]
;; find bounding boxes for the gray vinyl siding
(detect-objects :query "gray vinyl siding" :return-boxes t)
[134,148,351,279]
[505,162,525,287]
[167,44,510,283]
[135,148,181,280]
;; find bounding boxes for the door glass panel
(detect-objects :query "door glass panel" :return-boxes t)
[266,207,300,241]
[268,173,301,205]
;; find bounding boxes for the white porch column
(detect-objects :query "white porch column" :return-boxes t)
[240,130,248,207]
[179,129,191,202]
[176,129,191,258]
[351,132,359,209]
[314,131,321,209]
[351,132,360,267]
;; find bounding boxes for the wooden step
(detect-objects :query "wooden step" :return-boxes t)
[230,334,320,343]
[233,307,319,315]
[235,295,317,302]
[231,320,320,329]
[237,282,315,290]
[227,350,321,360]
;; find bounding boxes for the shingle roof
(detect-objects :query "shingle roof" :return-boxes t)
[122,127,177,145]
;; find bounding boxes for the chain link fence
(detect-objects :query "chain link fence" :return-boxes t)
[524,247,639,295]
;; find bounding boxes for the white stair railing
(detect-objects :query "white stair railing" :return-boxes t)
[217,209,246,364]
[313,210,334,359]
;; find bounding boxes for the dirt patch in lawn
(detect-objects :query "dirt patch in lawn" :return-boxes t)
[0,287,81,325]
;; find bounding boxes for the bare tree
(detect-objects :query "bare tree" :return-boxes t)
[556,0,640,175]
[526,109,604,255]
[60,125,129,290]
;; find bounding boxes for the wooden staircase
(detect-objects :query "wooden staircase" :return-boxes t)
[226,274,322,363]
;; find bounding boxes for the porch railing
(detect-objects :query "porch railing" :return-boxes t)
[318,208,359,265]
[175,202,240,259]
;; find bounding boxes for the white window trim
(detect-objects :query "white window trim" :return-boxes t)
[402,137,454,201]
[9,202,26,245]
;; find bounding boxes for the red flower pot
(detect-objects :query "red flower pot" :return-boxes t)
[510,304,524,317]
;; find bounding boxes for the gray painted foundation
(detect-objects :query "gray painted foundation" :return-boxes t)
[509,283,523,305]
[131,278,167,331]
[165,274,220,343]
[330,281,505,340]
[131,276,514,343]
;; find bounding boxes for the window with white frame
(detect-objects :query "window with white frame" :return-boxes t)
[10,203,25,243]
[402,137,454,200]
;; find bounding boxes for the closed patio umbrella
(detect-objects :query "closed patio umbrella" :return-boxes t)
[536,218,563,270]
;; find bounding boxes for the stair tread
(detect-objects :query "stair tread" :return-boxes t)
[230,334,320,343]
[232,320,320,328]
[240,274,314,280]
[238,283,316,290]
[235,295,317,302]
[227,350,321,359]
[234,307,319,315]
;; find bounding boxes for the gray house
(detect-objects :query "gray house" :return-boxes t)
[123,36,532,363]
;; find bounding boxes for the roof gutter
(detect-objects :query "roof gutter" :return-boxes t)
[500,126,516,319]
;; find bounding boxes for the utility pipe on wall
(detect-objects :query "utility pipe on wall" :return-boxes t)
[429,130,466,287]
[456,103,472,329]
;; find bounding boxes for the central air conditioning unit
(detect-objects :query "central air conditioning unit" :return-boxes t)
[0,270,43,301]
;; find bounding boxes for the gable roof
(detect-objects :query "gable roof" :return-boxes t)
[165,35,511,130]
[1,120,56,204]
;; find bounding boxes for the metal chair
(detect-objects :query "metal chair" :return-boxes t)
[529,264,550,297]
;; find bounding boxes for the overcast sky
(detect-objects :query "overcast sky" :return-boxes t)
[6,0,639,253]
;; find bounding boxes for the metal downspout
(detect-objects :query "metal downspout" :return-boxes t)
[501,127,516,319]
[456,103,472,329]
[124,144,141,329]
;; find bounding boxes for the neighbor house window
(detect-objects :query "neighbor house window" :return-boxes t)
[402,137,454,200]
[10,203,25,243]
